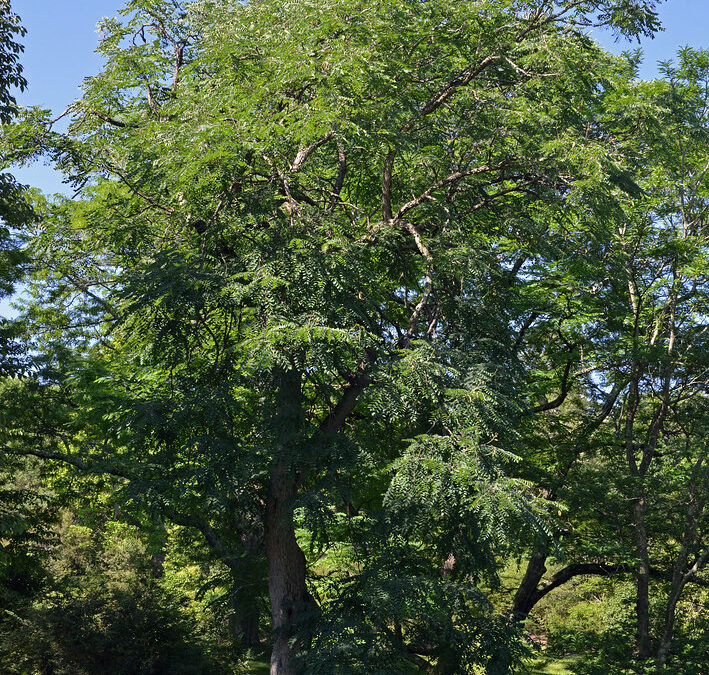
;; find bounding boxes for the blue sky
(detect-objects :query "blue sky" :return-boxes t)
[11,0,709,196]
[12,0,121,194]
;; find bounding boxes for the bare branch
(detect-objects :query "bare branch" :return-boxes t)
[290,131,335,172]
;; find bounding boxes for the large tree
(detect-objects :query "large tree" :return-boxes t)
[5,1,669,672]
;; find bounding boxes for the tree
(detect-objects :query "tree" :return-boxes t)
[508,48,709,669]
[0,0,45,647]
[600,48,709,665]
[0,0,30,376]
[6,1,668,673]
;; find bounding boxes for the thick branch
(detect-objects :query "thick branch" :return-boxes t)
[382,148,396,223]
[401,55,499,133]
[290,131,335,172]
[527,353,574,415]
[520,561,709,619]
[171,43,184,93]
[533,562,628,605]
[319,367,370,434]
[164,507,234,567]
[10,446,239,571]
[6,446,133,480]
[63,272,121,321]
[144,81,167,121]
[89,109,136,128]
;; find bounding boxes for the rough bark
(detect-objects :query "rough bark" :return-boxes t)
[511,547,549,620]
[266,465,310,675]
[262,361,367,673]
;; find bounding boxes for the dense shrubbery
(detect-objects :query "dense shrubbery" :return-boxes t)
[0,471,244,674]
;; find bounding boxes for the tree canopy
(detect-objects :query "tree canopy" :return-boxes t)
[0,1,707,674]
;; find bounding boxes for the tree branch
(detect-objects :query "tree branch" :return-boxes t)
[318,365,370,434]
[106,160,175,214]
[290,131,335,172]
[527,561,709,613]
[395,163,505,220]
[400,221,434,344]
[5,446,133,480]
[382,148,396,223]
[328,137,347,211]
[89,109,136,128]
[527,352,574,415]
[401,55,499,134]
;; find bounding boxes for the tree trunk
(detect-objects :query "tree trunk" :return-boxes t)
[633,497,652,661]
[511,547,548,620]
[655,469,706,667]
[266,466,310,675]
[655,583,681,667]
[242,610,261,648]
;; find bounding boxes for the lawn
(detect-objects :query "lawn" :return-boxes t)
[245,651,270,674]
[526,655,584,674]
[247,653,584,674]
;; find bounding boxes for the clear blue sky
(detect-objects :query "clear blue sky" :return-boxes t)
[10,0,709,195]
[12,0,121,195]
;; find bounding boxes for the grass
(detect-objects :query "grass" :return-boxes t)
[244,649,270,674]
[526,655,584,674]
[246,647,585,674]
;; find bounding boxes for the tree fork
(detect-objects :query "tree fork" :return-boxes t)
[511,546,549,620]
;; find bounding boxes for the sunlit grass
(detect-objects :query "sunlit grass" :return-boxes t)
[245,650,270,674]
[247,652,583,674]
[526,655,583,674]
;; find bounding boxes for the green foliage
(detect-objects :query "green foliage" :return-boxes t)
[0,505,242,674]
[2,0,707,673]
[0,0,25,125]
[0,1,32,378]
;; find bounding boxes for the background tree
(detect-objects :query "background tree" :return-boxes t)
[0,0,30,375]
[508,47,709,671]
